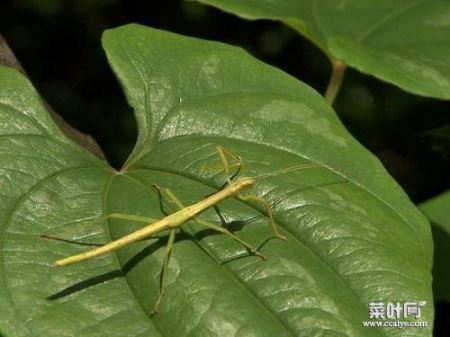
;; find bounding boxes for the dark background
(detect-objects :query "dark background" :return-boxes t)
[1,0,449,335]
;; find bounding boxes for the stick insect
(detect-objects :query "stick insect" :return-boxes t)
[46,146,320,314]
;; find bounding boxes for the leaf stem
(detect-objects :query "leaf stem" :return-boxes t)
[324,59,346,105]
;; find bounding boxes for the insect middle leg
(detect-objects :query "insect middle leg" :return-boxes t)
[215,146,287,241]
[154,184,266,260]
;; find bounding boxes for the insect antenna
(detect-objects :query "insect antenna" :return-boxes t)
[251,163,322,181]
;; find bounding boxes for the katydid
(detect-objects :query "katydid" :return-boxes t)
[46,146,321,313]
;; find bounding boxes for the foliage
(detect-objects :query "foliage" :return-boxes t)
[420,191,450,302]
[193,0,450,99]
[0,24,434,336]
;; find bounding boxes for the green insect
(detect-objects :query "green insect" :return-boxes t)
[45,146,320,314]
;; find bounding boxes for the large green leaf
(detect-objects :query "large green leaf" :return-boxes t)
[192,0,450,100]
[420,191,450,302]
[0,24,433,337]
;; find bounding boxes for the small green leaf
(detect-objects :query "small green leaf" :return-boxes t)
[420,191,450,302]
[193,0,450,100]
[0,24,433,337]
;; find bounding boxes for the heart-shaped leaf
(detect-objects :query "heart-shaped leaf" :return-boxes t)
[0,24,433,337]
[193,0,450,100]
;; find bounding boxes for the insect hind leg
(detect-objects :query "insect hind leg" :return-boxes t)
[195,218,266,260]
[151,228,176,315]
[238,193,287,241]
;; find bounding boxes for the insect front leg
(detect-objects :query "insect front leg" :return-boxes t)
[215,145,243,184]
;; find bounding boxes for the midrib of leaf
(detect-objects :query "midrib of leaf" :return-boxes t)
[122,171,298,337]
[143,134,426,259]
[98,174,164,336]
[101,173,165,337]
[356,0,428,43]
[125,165,389,337]
[120,58,425,257]
[123,89,316,170]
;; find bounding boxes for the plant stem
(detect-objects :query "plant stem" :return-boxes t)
[324,59,346,105]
